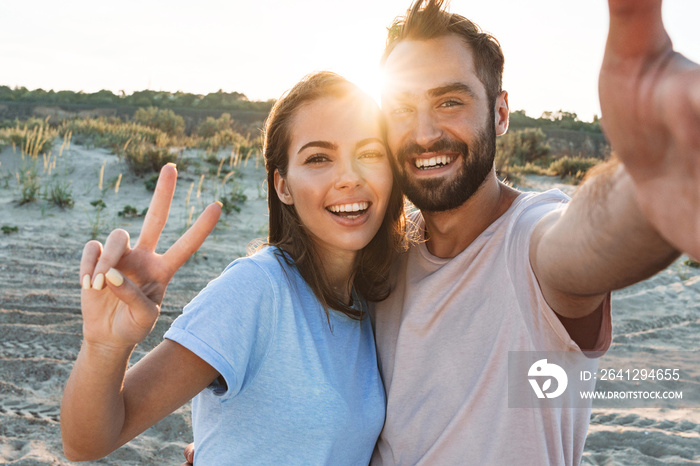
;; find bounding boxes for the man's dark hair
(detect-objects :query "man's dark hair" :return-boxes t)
[382,0,505,105]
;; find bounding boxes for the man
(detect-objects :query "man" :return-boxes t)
[183,0,698,463]
[370,0,693,464]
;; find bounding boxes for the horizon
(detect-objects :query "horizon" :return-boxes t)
[2,0,698,122]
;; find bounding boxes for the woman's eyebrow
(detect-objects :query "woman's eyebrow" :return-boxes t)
[427,82,476,99]
[298,141,337,153]
[355,138,384,150]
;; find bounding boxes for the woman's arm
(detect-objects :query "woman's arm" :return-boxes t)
[60,164,222,460]
[62,339,218,461]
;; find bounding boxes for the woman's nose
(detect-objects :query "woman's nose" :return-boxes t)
[334,158,363,190]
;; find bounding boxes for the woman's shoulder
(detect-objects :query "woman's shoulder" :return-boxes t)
[220,246,295,286]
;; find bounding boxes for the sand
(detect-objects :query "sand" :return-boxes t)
[0,143,698,465]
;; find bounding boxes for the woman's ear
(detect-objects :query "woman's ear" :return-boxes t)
[274,169,293,205]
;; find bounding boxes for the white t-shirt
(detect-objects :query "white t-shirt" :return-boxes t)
[371,190,612,466]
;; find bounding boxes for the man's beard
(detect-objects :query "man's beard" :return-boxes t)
[395,124,496,213]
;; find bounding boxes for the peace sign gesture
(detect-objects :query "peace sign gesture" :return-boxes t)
[599,0,700,259]
[79,163,222,349]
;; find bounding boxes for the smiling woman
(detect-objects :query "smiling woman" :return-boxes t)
[266,72,405,317]
[60,71,406,465]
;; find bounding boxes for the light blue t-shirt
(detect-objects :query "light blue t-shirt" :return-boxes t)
[164,246,386,465]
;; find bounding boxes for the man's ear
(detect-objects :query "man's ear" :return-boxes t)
[495,90,509,136]
[274,169,293,205]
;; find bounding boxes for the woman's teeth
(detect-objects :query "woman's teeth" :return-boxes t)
[327,202,369,218]
[414,155,455,169]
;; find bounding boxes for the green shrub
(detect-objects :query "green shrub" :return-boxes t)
[0,120,56,156]
[61,117,173,152]
[45,179,74,208]
[118,205,146,218]
[496,128,550,169]
[17,163,41,204]
[144,174,159,192]
[1,225,19,234]
[548,156,601,183]
[90,199,107,209]
[196,113,235,138]
[200,129,249,153]
[121,141,179,176]
[683,258,700,268]
[219,180,247,215]
[133,107,185,136]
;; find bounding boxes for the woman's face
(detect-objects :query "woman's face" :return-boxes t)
[274,95,393,261]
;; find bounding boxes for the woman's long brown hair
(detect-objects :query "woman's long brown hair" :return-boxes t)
[263,71,405,320]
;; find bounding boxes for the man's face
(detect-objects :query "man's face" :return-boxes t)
[381,34,502,212]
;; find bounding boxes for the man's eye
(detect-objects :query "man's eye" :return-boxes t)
[440,100,462,108]
[391,106,412,115]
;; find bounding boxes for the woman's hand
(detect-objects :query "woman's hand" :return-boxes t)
[599,0,700,258]
[79,163,222,349]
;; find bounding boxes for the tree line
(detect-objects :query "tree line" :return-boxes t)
[0,86,274,113]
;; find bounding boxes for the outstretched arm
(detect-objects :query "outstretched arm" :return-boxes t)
[530,0,695,339]
[61,164,221,461]
[599,0,700,259]
[531,161,678,323]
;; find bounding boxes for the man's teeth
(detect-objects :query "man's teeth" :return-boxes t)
[414,155,455,169]
[328,202,369,213]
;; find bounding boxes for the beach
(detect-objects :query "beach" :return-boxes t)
[1,143,698,465]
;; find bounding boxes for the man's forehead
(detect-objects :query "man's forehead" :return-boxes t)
[381,35,481,98]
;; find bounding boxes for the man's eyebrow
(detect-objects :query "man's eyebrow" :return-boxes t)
[298,141,337,153]
[355,137,384,150]
[427,82,477,99]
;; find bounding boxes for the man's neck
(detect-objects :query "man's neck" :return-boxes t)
[422,174,520,258]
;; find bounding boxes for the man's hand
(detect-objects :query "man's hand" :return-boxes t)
[599,0,700,259]
[180,442,194,465]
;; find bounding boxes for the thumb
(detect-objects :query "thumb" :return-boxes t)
[605,0,669,60]
[104,268,160,330]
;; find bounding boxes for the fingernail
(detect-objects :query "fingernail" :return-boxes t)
[92,273,105,290]
[82,274,91,290]
[105,268,124,287]
[166,162,177,168]
[214,200,223,208]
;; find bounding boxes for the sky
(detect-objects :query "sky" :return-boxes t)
[2,0,699,122]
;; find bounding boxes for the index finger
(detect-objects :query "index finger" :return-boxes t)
[137,163,178,252]
[163,201,222,272]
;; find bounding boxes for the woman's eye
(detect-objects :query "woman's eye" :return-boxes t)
[305,154,329,164]
[360,150,385,160]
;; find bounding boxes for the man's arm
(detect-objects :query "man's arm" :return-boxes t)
[528,0,696,338]
[530,160,678,321]
[598,0,700,259]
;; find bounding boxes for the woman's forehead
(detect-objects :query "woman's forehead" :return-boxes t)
[290,96,384,147]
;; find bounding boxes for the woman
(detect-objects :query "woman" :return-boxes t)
[60,72,405,464]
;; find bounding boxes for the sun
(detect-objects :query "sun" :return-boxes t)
[343,67,386,108]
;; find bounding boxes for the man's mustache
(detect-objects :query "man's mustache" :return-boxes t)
[396,137,468,165]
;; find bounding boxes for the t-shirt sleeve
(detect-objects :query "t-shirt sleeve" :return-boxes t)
[504,190,613,353]
[163,256,277,400]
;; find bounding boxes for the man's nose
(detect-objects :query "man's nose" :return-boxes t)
[334,158,363,190]
[414,110,442,150]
